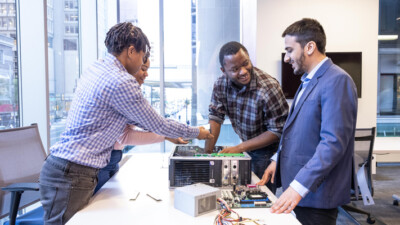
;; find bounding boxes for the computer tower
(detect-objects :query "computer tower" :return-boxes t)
[169,145,252,188]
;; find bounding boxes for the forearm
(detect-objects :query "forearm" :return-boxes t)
[236,131,279,152]
[113,85,199,139]
[119,129,165,145]
[204,120,221,153]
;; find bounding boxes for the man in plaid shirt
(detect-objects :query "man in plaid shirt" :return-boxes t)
[205,41,288,193]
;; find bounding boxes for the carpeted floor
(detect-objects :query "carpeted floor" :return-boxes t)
[275,164,400,225]
[336,165,400,225]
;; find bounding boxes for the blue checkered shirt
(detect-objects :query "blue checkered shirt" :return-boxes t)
[209,67,289,141]
[51,54,199,168]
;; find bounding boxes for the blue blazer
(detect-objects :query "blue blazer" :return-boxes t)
[275,59,358,209]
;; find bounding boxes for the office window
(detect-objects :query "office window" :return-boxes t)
[8,3,14,16]
[65,12,78,22]
[0,4,6,15]
[96,0,117,59]
[0,0,18,130]
[63,39,77,50]
[64,24,78,34]
[377,0,400,137]
[99,0,241,153]
[65,0,78,10]
[8,17,14,28]
[47,20,53,35]
[48,0,80,145]
[47,6,53,20]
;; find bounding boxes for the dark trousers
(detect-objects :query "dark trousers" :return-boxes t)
[94,150,123,194]
[247,143,278,194]
[294,206,338,225]
[39,155,98,225]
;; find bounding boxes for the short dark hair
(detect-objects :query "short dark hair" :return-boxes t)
[219,41,249,68]
[105,22,151,56]
[282,18,326,54]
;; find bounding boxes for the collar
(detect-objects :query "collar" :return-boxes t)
[302,57,328,81]
[104,53,128,73]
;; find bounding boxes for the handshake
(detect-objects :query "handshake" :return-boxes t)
[196,126,214,140]
[167,126,213,144]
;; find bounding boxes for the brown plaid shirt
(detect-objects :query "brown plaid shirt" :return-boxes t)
[209,67,289,141]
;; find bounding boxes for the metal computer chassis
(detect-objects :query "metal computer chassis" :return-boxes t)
[169,145,252,188]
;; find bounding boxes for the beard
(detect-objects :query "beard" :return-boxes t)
[293,52,306,75]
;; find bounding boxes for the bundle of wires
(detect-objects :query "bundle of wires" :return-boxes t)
[214,198,261,225]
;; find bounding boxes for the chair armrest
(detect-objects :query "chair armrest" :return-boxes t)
[2,182,39,192]
[1,182,40,225]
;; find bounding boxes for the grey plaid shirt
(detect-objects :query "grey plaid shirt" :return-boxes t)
[209,67,289,141]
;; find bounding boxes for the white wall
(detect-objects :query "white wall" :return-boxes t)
[255,0,379,128]
[241,0,257,65]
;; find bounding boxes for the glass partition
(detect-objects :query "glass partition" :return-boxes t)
[0,0,18,130]
[377,0,400,136]
[48,0,80,145]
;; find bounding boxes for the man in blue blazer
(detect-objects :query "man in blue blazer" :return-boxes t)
[257,18,358,225]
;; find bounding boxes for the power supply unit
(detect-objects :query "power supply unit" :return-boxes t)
[174,183,220,217]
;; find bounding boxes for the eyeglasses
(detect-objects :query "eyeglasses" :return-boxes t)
[143,51,150,63]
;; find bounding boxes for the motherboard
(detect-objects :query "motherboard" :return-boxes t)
[220,184,272,208]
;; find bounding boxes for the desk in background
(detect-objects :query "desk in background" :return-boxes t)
[371,137,400,174]
[67,153,300,225]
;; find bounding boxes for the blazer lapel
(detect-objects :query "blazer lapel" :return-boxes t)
[288,83,303,116]
[283,59,333,130]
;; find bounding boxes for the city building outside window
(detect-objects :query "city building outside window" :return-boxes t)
[0,0,18,130]
[48,0,80,145]
[377,0,400,137]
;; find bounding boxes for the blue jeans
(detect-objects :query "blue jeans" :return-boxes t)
[94,150,123,194]
[39,155,98,225]
[247,142,278,193]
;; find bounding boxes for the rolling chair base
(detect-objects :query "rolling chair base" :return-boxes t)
[340,203,376,224]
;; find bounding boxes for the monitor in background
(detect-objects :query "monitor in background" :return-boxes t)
[281,52,362,99]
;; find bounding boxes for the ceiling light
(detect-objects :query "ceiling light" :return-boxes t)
[378,35,398,41]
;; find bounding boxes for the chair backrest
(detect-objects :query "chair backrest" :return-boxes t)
[0,124,47,219]
[354,127,375,195]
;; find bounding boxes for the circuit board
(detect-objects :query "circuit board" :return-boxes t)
[220,185,272,208]
[173,145,226,156]
[173,145,249,157]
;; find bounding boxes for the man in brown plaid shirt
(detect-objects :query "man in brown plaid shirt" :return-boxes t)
[205,41,289,193]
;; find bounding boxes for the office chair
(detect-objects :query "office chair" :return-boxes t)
[339,127,376,224]
[0,124,47,225]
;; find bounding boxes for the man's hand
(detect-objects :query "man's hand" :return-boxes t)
[270,187,302,214]
[197,127,214,140]
[165,137,189,144]
[257,161,276,185]
[219,146,242,153]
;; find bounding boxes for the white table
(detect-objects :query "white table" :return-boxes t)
[67,153,300,225]
[371,137,400,174]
